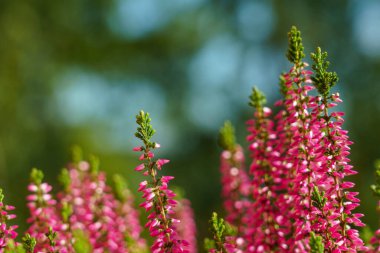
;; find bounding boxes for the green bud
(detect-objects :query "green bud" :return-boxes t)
[249,86,266,110]
[72,145,83,163]
[30,168,44,185]
[287,26,305,65]
[311,47,339,98]
[218,121,236,152]
[135,110,156,148]
[58,168,71,192]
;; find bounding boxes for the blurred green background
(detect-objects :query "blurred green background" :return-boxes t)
[0,0,379,246]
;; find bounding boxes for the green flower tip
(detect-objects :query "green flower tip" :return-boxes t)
[22,233,37,253]
[30,168,44,185]
[311,47,339,98]
[46,227,57,247]
[218,121,236,152]
[210,212,226,240]
[89,155,100,174]
[113,174,129,202]
[72,145,83,163]
[249,86,266,109]
[371,160,380,197]
[135,110,156,148]
[309,232,324,253]
[0,188,4,203]
[286,26,305,65]
[58,168,71,191]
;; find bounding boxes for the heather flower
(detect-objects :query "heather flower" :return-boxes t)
[245,87,291,252]
[0,189,18,252]
[173,197,197,253]
[134,110,188,253]
[218,121,250,232]
[26,168,69,252]
[58,153,129,252]
[113,174,147,252]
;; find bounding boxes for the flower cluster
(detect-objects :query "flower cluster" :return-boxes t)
[133,110,190,253]
[0,26,380,253]
[212,26,372,253]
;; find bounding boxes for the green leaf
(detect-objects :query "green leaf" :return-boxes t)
[218,121,236,151]
[311,186,327,209]
[73,230,93,253]
[311,47,339,98]
[286,26,305,65]
[22,233,37,253]
[309,232,324,253]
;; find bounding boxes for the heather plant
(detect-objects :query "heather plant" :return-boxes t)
[0,26,379,253]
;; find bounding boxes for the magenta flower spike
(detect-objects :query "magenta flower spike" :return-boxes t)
[0,189,18,252]
[218,121,250,250]
[134,110,188,253]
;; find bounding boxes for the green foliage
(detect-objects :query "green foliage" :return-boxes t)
[309,232,324,253]
[249,86,266,110]
[72,145,83,164]
[279,72,288,95]
[311,186,327,209]
[61,202,73,223]
[30,168,44,185]
[46,227,57,248]
[204,238,216,252]
[204,212,236,252]
[371,160,380,197]
[286,26,305,65]
[218,121,236,152]
[0,188,4,203]
[113,174,130,202]
[73,230,93,253]
[361,226,374,244]
[4,240,26,253]
[135,110,156,149]
[22,234,37,253]
[311,47,339,98]
[89,155,100,174]
[58,168,71,192]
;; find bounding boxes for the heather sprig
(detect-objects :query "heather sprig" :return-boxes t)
[371,160,380,197]
[22,234,36,253]
[311,47,339,98]
[286,25,305,65]
[134,110,188,253]
[205,212,236,253]
[309,232,324,253]
[218,121,236,152]
[248,86,266,110]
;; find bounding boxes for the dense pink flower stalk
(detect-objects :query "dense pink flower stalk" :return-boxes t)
[113,174,147,252]
[26,169,70,252]
[173,198,197,253]
[280,63,322,252]
[244,89,292,252]
[309,92,366,252]
[219,127,250,230]
[0,190,17,252]
[59,160,128,252]
[134,110,188,253]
